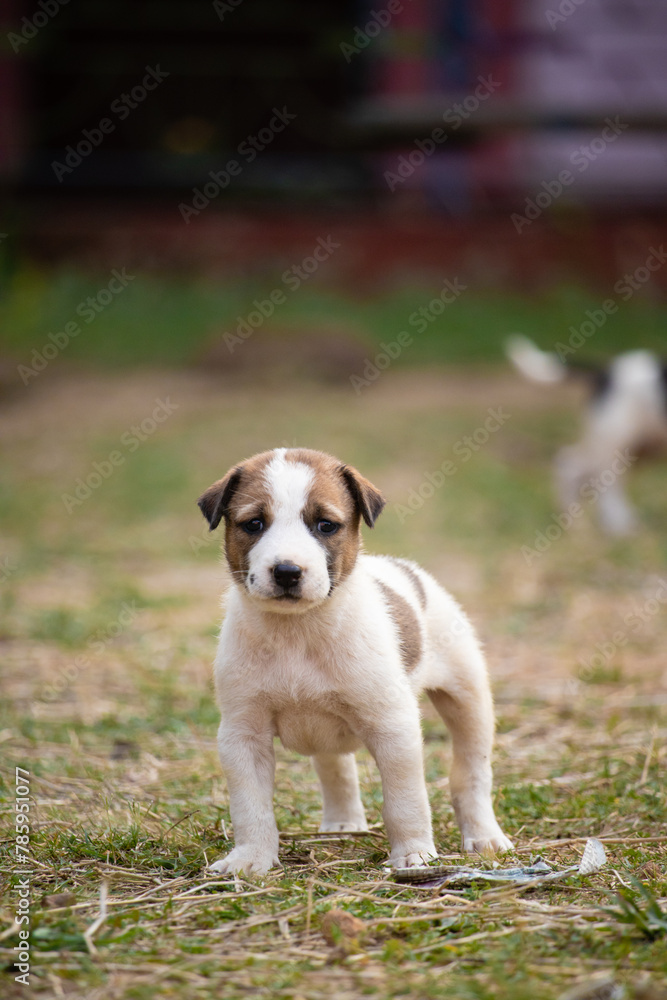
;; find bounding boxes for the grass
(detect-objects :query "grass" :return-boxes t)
[1,263,667,369]
[0,276,667,998]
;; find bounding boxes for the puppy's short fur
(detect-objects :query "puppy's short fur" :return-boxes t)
[198,448,512,875]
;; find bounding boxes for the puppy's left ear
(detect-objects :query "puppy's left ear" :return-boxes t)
[340,465,386,528]
[197,466,243,531]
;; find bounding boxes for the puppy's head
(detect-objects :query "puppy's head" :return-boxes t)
[198,448,385,613]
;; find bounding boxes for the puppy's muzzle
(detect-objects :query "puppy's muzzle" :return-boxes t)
[272,562,303,597]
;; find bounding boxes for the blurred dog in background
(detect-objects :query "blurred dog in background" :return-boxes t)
[506,336,667,535]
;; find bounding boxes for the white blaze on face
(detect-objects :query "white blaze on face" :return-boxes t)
[246,449,332,608]
[265,449,314,525]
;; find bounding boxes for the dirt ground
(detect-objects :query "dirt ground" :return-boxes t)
[1,365,666,999]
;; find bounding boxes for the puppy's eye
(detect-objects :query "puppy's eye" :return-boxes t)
[317,520,339,535]
[243,519,264,534]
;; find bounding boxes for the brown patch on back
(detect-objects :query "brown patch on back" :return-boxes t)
[375,580,422,672]
[388,558,427,609]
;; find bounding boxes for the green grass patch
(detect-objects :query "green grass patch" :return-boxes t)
[1,315,666,997]
[2,264,666,369]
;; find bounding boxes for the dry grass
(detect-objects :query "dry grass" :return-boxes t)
[1,367,666,999]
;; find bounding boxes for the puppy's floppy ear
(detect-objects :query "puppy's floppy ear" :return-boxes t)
[197,467,243,531]
[340,464,386,528]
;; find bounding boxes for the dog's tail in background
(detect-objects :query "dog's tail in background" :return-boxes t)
[505,334,614,398]
[505,334,566,384]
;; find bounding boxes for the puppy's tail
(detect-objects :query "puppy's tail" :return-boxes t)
[505,334,566,384]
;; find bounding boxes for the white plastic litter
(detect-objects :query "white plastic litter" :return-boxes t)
[577,837,607,875]
[394,837,607,888]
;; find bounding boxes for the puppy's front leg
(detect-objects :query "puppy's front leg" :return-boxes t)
[209,720,280,877]
[365,721,437,868]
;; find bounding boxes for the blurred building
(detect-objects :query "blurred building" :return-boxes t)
[353,0,667,210]
[1,0,666,208]
[1,0,666,294]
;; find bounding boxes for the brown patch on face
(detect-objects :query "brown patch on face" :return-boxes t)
[286,448,386,590]
[388,558,427,609]
[198,450,275,583]
[285,449,385,526]
[288,449,362,589]
[375,580,422,672]
[199,447,385,594]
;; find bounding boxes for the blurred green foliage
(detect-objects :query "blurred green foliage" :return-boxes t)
[2,264,666,368]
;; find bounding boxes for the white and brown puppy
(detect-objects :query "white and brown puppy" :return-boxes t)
[198,447,511,876]
[507,337,667,535]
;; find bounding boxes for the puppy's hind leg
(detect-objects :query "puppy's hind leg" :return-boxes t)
[313,753,368,833]
[555,444,590,511]
[426,621,512,855]
[556,443,638,535]
[596,478,638,536]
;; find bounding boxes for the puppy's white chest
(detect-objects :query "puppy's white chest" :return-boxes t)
[274,702,361,756]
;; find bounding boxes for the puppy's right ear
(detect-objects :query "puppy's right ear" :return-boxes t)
[197,467,243,531]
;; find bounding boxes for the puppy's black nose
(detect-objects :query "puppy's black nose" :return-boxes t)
[273,563,302,588]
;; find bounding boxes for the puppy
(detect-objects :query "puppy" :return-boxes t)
[507,336,667,535]
[198,447,512,876]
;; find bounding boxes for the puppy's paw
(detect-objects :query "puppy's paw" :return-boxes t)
[207,846,280,877]
[388,846,438,869]
[463,826,513,856]
[320,819,368,833]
